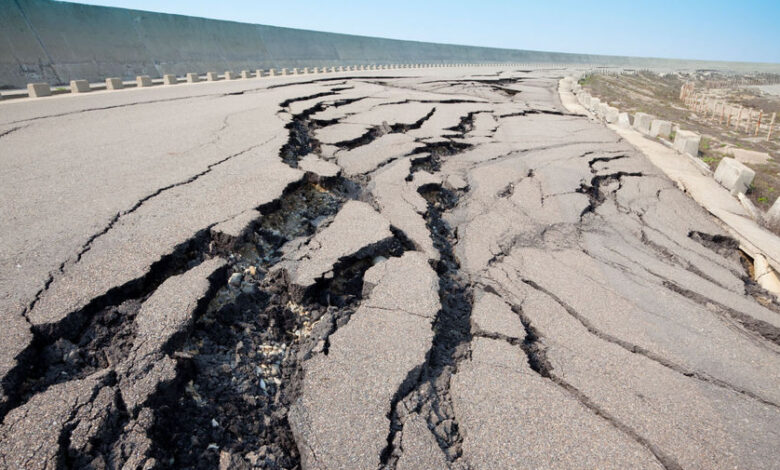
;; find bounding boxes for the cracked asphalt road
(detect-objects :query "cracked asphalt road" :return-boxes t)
[1,67,779,469]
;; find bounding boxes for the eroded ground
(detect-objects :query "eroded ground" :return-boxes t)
[1,68,779,469]
[580,71,780,213]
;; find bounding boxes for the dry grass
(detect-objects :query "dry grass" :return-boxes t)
[582,72,780,214]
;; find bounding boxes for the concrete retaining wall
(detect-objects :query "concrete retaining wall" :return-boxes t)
[3,0,780,89]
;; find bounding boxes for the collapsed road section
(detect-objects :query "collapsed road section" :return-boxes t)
[1,68,780,470]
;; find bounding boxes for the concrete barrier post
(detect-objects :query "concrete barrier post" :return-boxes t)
[70,79,90,93]
[339,66,344,72]
[186,73,200,83]
[241,70,252,79]
[268,69,276,77]
[617,113,631,128]
[163,74,178,85]
[224,71,236,80]
[137,75,153,87]
[302,67,309,74]
[673,130,701,157]
[633,112,654,134]
[597,102,608,119]
[27,82,51,98]
[649,119,672,139]
[714,157,756,196]
[605,106,619,124]
[105,77,123,90]
[281,68,288,75]
[255,69,264,78]
[206,72,219,81]
[292,68,298,75]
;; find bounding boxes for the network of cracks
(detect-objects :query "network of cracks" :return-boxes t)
[3,73,779,470]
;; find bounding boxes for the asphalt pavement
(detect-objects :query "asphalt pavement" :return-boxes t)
[1,66,778,469]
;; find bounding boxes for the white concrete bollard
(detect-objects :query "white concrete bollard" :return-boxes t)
[339,66,344,72]
[649,119,672,139]
[255,69,264,78]
[673,130,701,157]
[105,77,123,90]
[186,73,200,83]
[281,68,288,75]
[163,74,178,85]
[714,158,756,196]
[588,97,601,112]
[27,82,51,98]
[241,70,252,79]
[605,106,619,124]
[597,102,608,118]
[302,67,309,74]
[633,112,654,134]
[137,75,153,87]
[268,69,276,77]
[617,112,631,128]
[291,68,298,75]
[206,72,219,81]
[224,71,236,80]
[70,80,90,93]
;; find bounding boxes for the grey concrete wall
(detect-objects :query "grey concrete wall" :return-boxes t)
[1,0,779,88]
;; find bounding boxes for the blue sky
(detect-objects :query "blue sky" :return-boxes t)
[68,0,780,63]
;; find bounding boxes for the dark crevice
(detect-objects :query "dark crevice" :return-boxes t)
[504,294,682,470]
[445,111,484,135]
[509,304,553,377]
[688,231,742,263]
[0,125,23,139]
[663,281,780,347]
[144,172,412,468]
[56,372,120,469]
[521,279,779,408]
[333,108,436,151]
[587,154,628,173]
[497,182,515,198]
[421,78,524,96]
[638,229,731,290]
[23,141,264,324]
[278,89,360,167]
[548,376,682,470]
[376,98,487,107]
[380,184,472,468]
[6,94,218,126]
[686,231,780,313]
[576,171,643,218]
[497,108,573,118]
[407,141,473,176]
[267,76,404,89]
[1,229,216,425]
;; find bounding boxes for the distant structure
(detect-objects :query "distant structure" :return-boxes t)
[2,0,779,89]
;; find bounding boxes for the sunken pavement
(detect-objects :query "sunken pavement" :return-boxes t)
[1,67,779,470]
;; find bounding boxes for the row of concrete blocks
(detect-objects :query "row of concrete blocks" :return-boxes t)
[20,63,503,98]
[566,76,768,209]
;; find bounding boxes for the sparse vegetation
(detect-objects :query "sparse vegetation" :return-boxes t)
[581,71,779,213]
